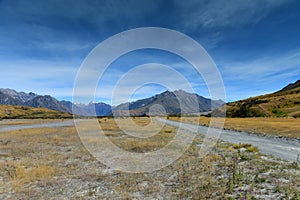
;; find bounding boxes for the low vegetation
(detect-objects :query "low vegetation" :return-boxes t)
[0,105,73,119]
[170,116,300,139]
[0,118,299,199]
[214,87,300,118]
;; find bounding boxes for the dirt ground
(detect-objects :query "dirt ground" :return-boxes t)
[0,118,299,199]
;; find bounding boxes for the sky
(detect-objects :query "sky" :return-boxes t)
[0,0,300,105]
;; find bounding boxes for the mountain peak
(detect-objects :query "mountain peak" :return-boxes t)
[0,88,38,103]
[112,89,224,116]
[278,79,300,92]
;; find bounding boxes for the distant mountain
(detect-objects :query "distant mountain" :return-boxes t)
[0,88,37,103]
[0,88,112,116]
[0,88,224,117]
[212,79,300,118]
[25,95,71,113]
[73,102,112,116]
[112,90,224,116]
[0,91,22,105]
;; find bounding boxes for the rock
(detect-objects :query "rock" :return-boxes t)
[297,153,300,166]
[139,181,148,188]
[243,185,252,192]
[164,182,176,187]
[168,174,177,182]
[0,139,11,145]
[239,147,247,153]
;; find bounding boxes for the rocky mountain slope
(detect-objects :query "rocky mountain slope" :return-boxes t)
[112,90,224,116]
[0,88,37,104]
[0,89,111,116]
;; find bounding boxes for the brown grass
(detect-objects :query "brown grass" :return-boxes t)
[0,118,299,199]
[99,117,176,153]
[0,119,66,126]
[0,104,73,119]
[170,116,300,138]
[220,87,300,118]
[9,163,55,190]
[233,143,259,152]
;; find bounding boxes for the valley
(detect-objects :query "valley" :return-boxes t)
[0,80,300,199]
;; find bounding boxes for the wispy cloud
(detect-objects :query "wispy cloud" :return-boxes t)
[176,0,289,30]
[0,59,77,97]
[220,48,300,101]
[222,49,300,80]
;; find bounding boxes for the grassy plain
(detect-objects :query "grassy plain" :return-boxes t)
[0,117,299,199]
[169,116,300,139]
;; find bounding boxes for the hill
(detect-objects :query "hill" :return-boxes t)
[277,79,300,92]
[112,90,224,116]
[213,79,300,118]
[0,104,73,119]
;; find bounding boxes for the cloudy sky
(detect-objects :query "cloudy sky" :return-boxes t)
[0,0,299,105]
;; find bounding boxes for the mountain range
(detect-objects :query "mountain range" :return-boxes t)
[1,79,299,118]
[0,88,224,116]
[0,88,112,116]
[112,90,224,116]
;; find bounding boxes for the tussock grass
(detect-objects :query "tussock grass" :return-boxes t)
[98,117,176,153]
[171,116,300,138]
[217,87,300,118]
[233,143,259,153]
[0,104,73,119]
[9,163,55,190]
[0,118,299,199]
[0,119,65,126]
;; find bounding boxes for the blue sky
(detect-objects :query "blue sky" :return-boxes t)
[0,0,300,105]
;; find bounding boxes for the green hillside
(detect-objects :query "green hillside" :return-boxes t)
[214,81,300,118]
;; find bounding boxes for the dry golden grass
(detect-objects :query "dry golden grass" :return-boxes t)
[233,143,259,152]
[0,104,73,119]
[0,126,79,194]
[0,119,66,126]
[1,118,299,199]
[170,116,300,138]
[9,163,55,191]
[218,87,300,118]
[132,116,151,126]
[99,117,176,153]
